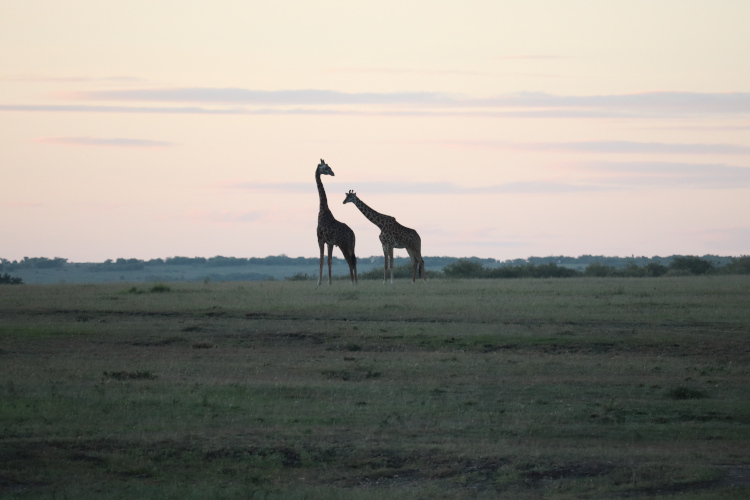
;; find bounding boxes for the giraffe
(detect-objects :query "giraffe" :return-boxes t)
[343,190,425,284]
[315,159,357,286]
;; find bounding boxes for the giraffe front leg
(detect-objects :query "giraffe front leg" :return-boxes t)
[389,247,395,284]
[318,240,324,286]
[327,243,333,285]
[406,248,417,284]
[382,246,389,284]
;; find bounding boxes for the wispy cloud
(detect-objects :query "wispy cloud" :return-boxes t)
[574,161,750,189]
[480,91,750,115]
[2,104,249,114]
[63,88,452,105]
[2,201,43,208]
[220,180,606,196]
[326,67,494,77]
[34,136,174,148]
[60,88,750,115]
[184,210,263,224]
[494,55,566,60]
[446,140,750,155]
[222,162,750,195]
[5,90,750,118]
[2,74,144,83]
[0,104,624,118]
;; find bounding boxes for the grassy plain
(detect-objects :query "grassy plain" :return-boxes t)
[1,277,749,499]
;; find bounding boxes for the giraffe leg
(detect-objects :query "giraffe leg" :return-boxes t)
[414,249,426,282]
[351,250,358,285]
[389,247,395,284]
[318,240,324,286]
[406,248,417,284]
[327,244,333,285]
[382,247,389,284]
[344,249,356,285]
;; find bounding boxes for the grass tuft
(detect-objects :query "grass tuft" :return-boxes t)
[102,370,157,380]
[666,386,710,400]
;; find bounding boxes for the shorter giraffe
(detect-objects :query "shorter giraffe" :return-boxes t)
[316,160,357,285]
[343,190,425,284]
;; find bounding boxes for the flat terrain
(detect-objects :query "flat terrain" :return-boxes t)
[1,277,749,499]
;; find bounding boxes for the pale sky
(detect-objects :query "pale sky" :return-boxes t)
[2,1,750,262]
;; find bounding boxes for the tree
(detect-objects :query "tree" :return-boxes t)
[669,256,712,275]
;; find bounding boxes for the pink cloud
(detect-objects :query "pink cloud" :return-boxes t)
[34,136,174,148]
[184,210,264,225]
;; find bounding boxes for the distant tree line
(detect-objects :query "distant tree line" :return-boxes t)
[0,257,68,271]
[431,255,750,279]
[4,254,750,280]
[317,255,750,281]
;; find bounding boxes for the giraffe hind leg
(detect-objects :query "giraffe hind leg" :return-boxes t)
[318,240,325,286]
[382,247,389,284]
[343,247,357,285]
[389,247,395,284]
[406,248,418,284]
[327,243,334,285]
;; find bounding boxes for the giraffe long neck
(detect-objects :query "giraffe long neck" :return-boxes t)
[316,172,330,214]
[352,196,391,228]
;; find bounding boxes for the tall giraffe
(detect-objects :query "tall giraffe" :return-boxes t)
[316,160,357,285]
[343,190,425,284]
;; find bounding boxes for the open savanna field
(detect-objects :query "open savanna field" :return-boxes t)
[1,277,749,499]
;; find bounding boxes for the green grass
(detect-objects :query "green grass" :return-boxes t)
[1,277,749,498]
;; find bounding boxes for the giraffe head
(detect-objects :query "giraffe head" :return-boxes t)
[316,159,334,176]
[343,190,358,205]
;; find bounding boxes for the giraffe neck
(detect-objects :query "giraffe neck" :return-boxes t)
[315,172,331,215]
[352,196,392,228]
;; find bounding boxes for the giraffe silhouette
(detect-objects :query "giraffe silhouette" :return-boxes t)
[316,160,357,285]
[343,190,425,284]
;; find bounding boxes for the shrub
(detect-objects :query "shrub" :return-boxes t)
[102,371,156,380]
[669,256,713,275]
[0,273,23,285]
[285,272,312,281]
[645,262,668,277]
[723,255,750,274]
[443,260,580,279]
[359,262,433,280]
[150,284,171,293]
[165,256,206,265]
[665,387,708,400]
[584,263,614,277]
[442,259,486,278]
[529,263,580,278]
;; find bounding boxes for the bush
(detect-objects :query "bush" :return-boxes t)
[0,273,23,285]
[529,263,580,278]
[723,255,750,274]
[285,272,312,281]
[584,263,614,277]
[443,260,580,279]
[614,263,647,278]
[669,256,713,275]
[150,284,171,293]
[165,256,207,266]
[645,262,668,277]
[443,260,485,278]
[359,262,432,280]
[665,387,708,400]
